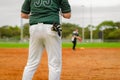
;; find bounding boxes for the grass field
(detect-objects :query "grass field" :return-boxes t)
[0,42,29,48]
[0,42,120,48]
[62,42,120,48]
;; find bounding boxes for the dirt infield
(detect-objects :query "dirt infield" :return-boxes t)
[0,48,120,80]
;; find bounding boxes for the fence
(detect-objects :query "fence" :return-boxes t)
[62,38,120,43]
[0,38,120,43]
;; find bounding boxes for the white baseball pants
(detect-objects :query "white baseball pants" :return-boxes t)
[22,23,62,80]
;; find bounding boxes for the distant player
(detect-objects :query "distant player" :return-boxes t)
[72,29,82,50]
[21,0,71,80]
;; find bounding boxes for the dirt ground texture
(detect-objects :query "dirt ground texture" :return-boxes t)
[0,48,120,80]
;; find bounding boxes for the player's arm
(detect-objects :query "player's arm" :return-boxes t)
[60,0,71,19]
[21,0,30,19]
[76,36,82,42]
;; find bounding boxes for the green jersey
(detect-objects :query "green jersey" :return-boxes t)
[21,0,71,25]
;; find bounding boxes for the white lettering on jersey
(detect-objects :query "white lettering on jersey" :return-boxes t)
[34,0,52,7]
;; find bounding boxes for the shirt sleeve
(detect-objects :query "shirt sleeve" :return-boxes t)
[60,0,71,13]
[21,0,31,14]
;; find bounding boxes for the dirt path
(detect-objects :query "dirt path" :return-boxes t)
[0,48,120,80]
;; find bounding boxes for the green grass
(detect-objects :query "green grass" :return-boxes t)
[0,42,29,48]
[62,42,120,48]
[0,42,120,48]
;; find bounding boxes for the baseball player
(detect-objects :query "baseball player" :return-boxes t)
[72,29,82,50]
[21,0,71,80]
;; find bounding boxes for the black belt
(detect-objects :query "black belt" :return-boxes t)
[30,22,59,25]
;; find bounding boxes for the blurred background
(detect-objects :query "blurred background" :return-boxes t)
[0,0,120,43]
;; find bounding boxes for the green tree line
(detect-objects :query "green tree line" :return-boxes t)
[0,21,120,41]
